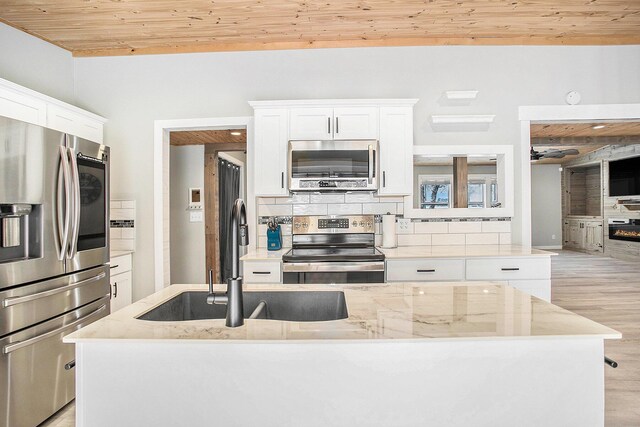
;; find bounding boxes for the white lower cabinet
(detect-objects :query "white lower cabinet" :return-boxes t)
[110,253,133,313]
[242,260,282,284]
[386,259,465,282]
[385,256,552,301]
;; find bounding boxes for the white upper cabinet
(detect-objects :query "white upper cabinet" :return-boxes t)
[378,106,413,195]
[289,106,379,140]
[289,107,333,140]
[0,77,106,143]
[254,108,289,196]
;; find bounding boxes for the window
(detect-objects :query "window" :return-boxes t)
[419,176,450,209]
[468,181,486,208]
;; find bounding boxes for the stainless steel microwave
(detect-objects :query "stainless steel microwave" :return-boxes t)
[288,140,378,191]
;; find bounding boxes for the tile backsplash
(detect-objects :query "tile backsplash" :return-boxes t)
[256,195,511,248]
[110,200,136,251]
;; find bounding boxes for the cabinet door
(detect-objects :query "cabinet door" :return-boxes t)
[333,107,379,140]
[46,104,104,143]
[289,107,333,140]
[378,106,413,195]
[585,221,603,252]
[110,271,132,313]
[0,84,47,126]
[254,108,289,196]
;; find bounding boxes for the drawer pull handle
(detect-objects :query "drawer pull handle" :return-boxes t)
[110,264,119,269]
[252,271,271,275]
[501,268,520,271]
[417,269,436,273]
[65,360,76,370]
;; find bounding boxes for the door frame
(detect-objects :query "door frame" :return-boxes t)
[518,103,640,248]
[153,117,254,292]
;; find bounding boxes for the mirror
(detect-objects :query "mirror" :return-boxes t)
[405,145,513,218]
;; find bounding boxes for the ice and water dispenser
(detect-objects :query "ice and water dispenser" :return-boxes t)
[0,204,40,263]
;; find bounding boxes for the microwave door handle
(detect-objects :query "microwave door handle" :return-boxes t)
[67,145,81,259]
[56,145,71,261]
[368,144,374,184]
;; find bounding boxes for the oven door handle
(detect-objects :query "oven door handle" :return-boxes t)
[283,261,385,272]
[2,272,107,308]
[2,301,108,354]
[368,144,374,184]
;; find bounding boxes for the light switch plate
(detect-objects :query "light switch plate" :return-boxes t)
[189,211,203,223]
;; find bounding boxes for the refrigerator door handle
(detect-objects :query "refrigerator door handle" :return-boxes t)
[56,145,72,261]
[67,144,81,259]
[2,272,107,308]
[2,302,108,354]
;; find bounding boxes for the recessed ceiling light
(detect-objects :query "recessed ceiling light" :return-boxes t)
[592,125,606,130]
[230,131,242,136]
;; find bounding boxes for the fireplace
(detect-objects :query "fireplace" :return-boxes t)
[608,219,640,242]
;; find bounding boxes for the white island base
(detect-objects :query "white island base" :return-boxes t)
[67,283,619,427]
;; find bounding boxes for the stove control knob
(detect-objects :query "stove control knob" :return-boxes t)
[294,223,300,229]
[359,221,365,227]
[302,222,308,228]
[352,221,358,227]
[366,222,373,228]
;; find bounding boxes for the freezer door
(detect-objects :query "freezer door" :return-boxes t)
[0,118,66,288]
[66,136,110,273]
[0,296,109,427]
[0,265,110,337]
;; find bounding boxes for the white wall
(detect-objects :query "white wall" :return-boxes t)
[531,164,563,248]
[68,44,640,299]
[169,145,205,284]
[0,23,75,103]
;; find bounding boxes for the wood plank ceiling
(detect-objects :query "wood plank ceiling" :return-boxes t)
[1,1,639,57]
[170,129,246,146]
[530,121,640,164]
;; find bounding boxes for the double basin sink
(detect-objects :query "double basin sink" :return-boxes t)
[138,291,348,322]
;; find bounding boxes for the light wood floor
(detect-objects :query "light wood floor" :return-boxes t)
[551,250,640,426]
[39,250,639,426]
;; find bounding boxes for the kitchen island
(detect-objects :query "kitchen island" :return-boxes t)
[66,282,619,427]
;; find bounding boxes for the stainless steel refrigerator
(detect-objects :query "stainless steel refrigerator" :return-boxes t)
[0,116,111,427]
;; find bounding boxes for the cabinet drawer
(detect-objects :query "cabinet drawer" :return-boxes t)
[466,257,550,280]
[243,261,282,283]
[508,280,551,302]
[386,259,465,282]
[109,254,132,276]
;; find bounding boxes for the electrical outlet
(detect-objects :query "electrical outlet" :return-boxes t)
[397,218,412,232]
[190,211,203,223]
[552,234,556,240]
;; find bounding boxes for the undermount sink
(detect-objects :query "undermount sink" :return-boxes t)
[137,291,348,322]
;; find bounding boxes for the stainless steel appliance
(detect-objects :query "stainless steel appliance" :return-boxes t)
[282,215,385,284]
[288,140,379,191]
[0,116,110,427]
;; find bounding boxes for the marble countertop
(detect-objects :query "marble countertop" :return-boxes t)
[241,245,555,261]
[66,282,619,343]
[380,245,554,259]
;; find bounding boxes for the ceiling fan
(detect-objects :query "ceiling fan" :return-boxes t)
[530,147,579,160]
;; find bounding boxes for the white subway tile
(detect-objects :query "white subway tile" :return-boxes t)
[258,204,292,217]
[499,233,512,245]
[362,203,396,215]
[110,201,122,209]
[121,228,135,239]
[110,208,135,220]
[378,196,405,203]
[258,198,276,205]
[327,204,363,215]
[481,221,512,233]
[111,239,135,251]
[280,224,292,235]
[448,222,482,233]
[414,222,448,234]
[293,204,327,215]
[258,224,268,235]
[309,194,345,204]
[110,228,122,239]
[375,235,382,246]
[345,193,378,203]
[374,222,382,235]
[431,234,466,246]
[396,203,404,215]
[121,200,136,209]
[398,234,432,246]
[283,236,293,248]
[275,194,309,204]
[465,233,499,245]
[258,236,267,248]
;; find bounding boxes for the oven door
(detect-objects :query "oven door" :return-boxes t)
[67,136,110,273]
[282,261,385,284]
[289,140,378,191]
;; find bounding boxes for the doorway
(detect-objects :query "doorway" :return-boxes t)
[169,128,247,284]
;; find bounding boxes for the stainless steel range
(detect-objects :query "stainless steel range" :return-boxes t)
[282,215,384,284]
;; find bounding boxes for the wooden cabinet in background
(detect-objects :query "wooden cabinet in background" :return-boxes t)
[563,218,603,253]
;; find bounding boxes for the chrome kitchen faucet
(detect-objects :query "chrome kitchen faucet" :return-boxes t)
[206,198,249,327]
